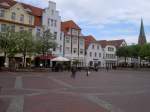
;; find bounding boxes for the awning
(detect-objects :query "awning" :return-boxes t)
[36,54,55,60]
[51,56,70,62]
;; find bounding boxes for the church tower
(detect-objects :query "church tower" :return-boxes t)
[138,19,147,45]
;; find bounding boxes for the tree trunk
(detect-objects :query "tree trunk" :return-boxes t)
[23,54,26,68]
[125,57,127,67]
[4,52,9,68]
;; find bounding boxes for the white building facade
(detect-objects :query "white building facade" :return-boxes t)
[42,1,63,56]
[85,42,104,67]
[103,45,117,68]
[61,20,85,66]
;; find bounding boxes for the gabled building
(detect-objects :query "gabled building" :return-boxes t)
[0,0,43,67]
[98,40,117,68]
[61,20,85,66]
[84,35,104,67]
[0,0,43,35]
[42,1,63,56]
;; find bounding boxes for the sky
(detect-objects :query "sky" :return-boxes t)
[19,0,150,44]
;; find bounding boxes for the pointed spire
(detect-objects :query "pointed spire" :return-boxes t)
[138,18,147,45]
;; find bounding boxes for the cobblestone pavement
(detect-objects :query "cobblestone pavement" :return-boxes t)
[0,70,150,112]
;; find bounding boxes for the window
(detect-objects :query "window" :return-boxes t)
[19,27,24,32]
[60,33,62,40]
[92,45,95,49]
[108,47,114,51]
[95,52,97,57]
[60,45,62,52]
[66,37,70,43]
[51,19,53,26]
[48,18,50,26]
[73,48,77,54]
[90,52,92,57]
[73,38,77,44]
[66,47,70,54]
[51,10,54,15]
[11,12,16,20]
[80,40,83,46]
[20,14,24,22]
[99,53,101,58]
[10,24,15,32]
[80,49,84,55]
[29,15,33,24]
[97,45,99,50]
[1,24,7,32]
[0,9,5,17]
[54,32,57,39]
[54,20,57,27]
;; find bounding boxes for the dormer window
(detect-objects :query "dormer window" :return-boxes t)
[29,15,33,24]
[0,8,5,17]
[20,14,24,23]
[11,12,16,20]
[51,10,54,15]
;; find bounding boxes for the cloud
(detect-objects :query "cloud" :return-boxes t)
[19,0,150,44]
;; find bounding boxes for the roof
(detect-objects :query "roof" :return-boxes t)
[84,35,97,49]
[98,39,126,48]
[0,0,43,26]
[61,20,81,33]
[0,0,43,16]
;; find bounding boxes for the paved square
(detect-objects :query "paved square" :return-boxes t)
[0,70,150,112]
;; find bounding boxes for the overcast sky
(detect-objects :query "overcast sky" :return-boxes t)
[19,0,150,44]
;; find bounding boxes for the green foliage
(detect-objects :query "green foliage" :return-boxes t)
[116,44,150,61]
[0,27,18,57]
[128,45,141,58]
[116,46,130,58]
[17,31,35,56]
[139,43,150,59]
[35,29,57,54]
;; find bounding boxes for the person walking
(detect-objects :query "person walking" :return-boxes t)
[106,66,109,72]
[71,66,76,79]
[86,67,90,77]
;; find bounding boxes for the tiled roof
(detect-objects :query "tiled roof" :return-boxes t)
[61,20,81,33]
[98,39,125,48]
[0,0,43,16]
[84,35,96,49]
[98,40,107,48]
[0,0,43,26]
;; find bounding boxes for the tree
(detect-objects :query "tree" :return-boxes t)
[116,46,130,64]
[17,31,35,68]
[128,45,141,58]
[0,27,18,67]
[139,43,150,60]
[35,29,57,67]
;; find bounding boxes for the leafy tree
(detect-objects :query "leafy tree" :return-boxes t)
[35,29,57,54]
[116,46,130,64]
[128,45,141,58]
[139,43,150,60]
[0,27,18,67]
[17,31,35,67]
[35,29,57,67]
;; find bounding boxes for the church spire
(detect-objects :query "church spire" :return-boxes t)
[138,19,147,45]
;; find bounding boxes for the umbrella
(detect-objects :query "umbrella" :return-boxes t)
[51,56,70,62]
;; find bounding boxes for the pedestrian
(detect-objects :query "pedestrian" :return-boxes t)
[106,66,109,72]
[71,66,76,79]
[86,67,90,77]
